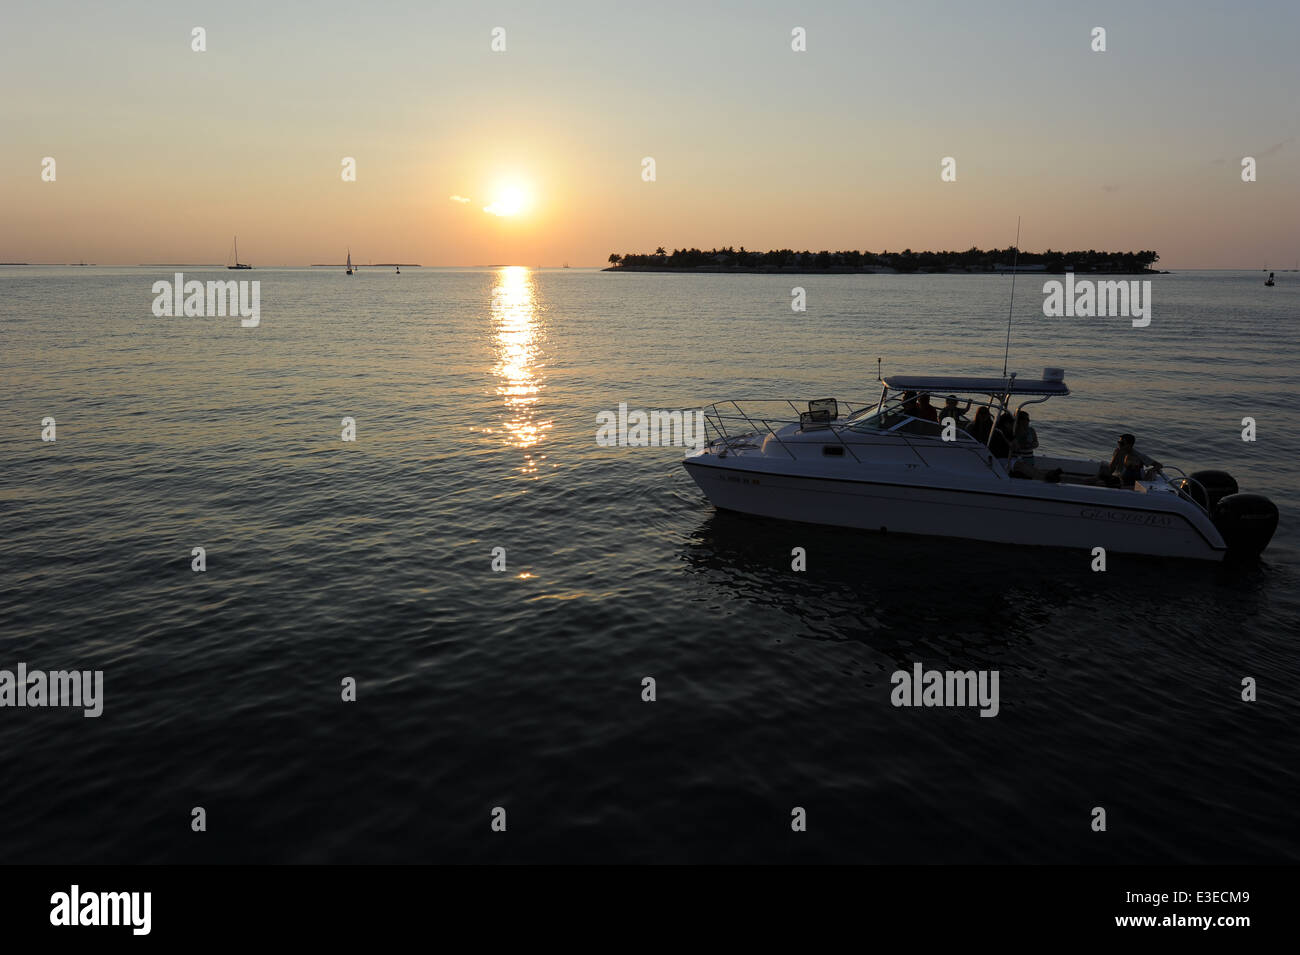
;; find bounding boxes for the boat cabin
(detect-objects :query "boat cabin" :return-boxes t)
[868,369,1068,442]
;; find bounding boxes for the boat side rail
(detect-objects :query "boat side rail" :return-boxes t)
[700,399,872,461]
[699,399,1011,472]
[777,399,868,463]
[703,401,798,459]
[881,414,1007,476]
[1159,464,1213,515]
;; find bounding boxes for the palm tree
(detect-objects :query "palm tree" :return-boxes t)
[608,253,621,266]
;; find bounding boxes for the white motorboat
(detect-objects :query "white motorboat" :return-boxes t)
[682,369,1278,561]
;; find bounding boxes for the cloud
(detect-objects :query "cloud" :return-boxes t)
[1258,137,1294,157]
[1211,138,1294,165]
[449,195,471,203]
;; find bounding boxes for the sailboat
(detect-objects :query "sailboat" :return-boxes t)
[1265,271,1275,286]
[346,250,353,275]
[227,236,252,270]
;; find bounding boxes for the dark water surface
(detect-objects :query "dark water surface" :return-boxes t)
[1,266,1297,863]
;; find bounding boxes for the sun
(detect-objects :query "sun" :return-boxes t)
[484,182,532,217]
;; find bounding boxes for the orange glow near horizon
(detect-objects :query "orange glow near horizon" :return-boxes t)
[1,5,1297,268]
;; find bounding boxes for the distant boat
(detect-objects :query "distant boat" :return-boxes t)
[1265,271,1275,286]
[227,236,252,270]
[346,250,353,275]
[395,265,400,274]
[563,262,570,269]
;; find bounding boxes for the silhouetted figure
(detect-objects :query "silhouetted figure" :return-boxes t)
[1012,410,1039,457]
[969,406,993,443]
[989,412,1014,458]
[914,394,939,423]
[1101,433,1162,487]
[939,395,971,427]
[1008,410,1062,481]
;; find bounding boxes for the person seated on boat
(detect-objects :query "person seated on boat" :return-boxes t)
[913,393,939,423]
[968,406,993,443]
[938,395,971,427]
[1006,410,1063,481]
[1011,410,1039,457]
[1098,434,1162,488]
[988,413,1014,458]
[900,391,919,416]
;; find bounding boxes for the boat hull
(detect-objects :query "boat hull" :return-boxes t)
[683,458,1226,561]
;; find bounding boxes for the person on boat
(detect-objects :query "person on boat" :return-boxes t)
[1011,410,1039,457]
[1102,434,1162,487]
[913,393,939,423]
[968,406,993,443]
[988,412,1014,458]
[900,391,918,416]
[1006,410,1062,481]
[939,395,971,427]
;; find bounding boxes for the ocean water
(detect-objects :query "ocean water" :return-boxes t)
[0,266,1297,863]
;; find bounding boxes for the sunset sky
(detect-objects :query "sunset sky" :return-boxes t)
[3,0,1297,267]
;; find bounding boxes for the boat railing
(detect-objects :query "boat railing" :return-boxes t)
[701,399,873,462]
[699,399,1004,472]
[1159,464,1212,514]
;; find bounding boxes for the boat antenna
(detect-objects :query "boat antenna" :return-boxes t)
[1001,217,1021,380]
[876,357,882,381]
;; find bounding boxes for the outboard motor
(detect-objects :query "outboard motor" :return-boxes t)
[1185,470,1238,511]
[1181,471,1278,557]
[1213,493,1279,558]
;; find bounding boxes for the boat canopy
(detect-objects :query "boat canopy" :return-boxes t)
[882,374,1069,397]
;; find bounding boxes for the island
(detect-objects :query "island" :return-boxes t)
[605,247,1162,274]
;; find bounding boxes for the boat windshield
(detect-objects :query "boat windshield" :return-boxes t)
[846,397,912,432]
[846,391,1027,440]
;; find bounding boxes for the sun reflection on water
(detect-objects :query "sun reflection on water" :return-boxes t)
[489,266,550,472]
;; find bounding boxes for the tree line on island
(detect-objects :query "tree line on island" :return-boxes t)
[606,247,1160,273]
